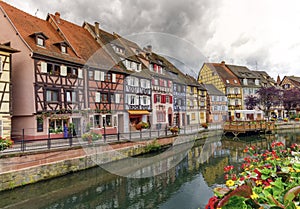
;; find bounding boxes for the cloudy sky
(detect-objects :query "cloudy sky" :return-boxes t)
[5,0,300,79]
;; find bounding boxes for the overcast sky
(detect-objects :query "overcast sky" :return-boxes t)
[5,0,300,80]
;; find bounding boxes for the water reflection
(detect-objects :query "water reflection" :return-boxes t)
[0,130,300,209]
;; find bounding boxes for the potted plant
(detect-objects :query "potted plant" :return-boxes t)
[169,126,179,134]
[201,123,208,129]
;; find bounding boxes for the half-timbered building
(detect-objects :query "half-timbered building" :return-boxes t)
[84,23,152,132]
[47,13,125,135]
[0,2,85,138]
[0,43,19,138]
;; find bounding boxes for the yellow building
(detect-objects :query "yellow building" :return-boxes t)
[185,74,207,124]
[198,61,243,121]
[0,44,19,138]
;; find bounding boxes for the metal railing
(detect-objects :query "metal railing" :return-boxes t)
[3,123,223,154]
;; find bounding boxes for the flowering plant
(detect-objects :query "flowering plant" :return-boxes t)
[206,142,300,209]
[0,137,13,151]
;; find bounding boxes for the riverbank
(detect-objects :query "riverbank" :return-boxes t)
[0,129,222,192]
[0,121,299,192]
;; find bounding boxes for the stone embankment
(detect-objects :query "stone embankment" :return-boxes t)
[0,130,221,191]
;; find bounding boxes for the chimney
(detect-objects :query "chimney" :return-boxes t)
[221,61,225,65]
[277,75,281,85]
[95,22,100,37]
[55,12,61,23]
[147,45,152,52]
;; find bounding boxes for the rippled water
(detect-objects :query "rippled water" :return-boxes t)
[0,130,299,209]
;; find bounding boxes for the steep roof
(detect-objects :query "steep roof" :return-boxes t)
[184,74,206,90]
[282,76,300,87]
[226,64,258,79]
[253,71,276,87]
[0,1,83,64]
[205,62,241,87]
[204,84,225,96]
[47,13,120,71]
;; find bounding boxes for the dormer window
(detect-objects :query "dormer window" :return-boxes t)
[234,79,238,84]
[226,80,230,84]
[111,44,125,54]
[61,45,67,54]
[54,41,69,54]
[30,32,49,47]
[37,37,45,47]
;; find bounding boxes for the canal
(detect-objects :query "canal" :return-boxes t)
[1,130,300,209]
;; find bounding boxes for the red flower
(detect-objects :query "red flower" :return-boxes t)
[205,196,219,209]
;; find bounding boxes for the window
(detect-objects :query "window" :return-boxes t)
[142,96,147,105]
[105,73,111,82]
[95,92,101,103]
[115,94,120,103]
[166,96,170,103]
[61,45,67,53]
[112,73,116,83]
[130,95,135,105]
[89,70,94,80]
[46,90,59,102]
[67,67,78,77]
[37,118,43,132]
[101,93,108,103]
[103,115,112,127]
[40,61,47,73]
[149,64,153,71]
[37,37,45,47]
[191,113,196,120]
[226,80,230,84]
[78,68,83,79]
[60,65,67,76]
[66,91,77,102]
[255,79,260,85]
[94,115,101,127]
[243,78,248,85]
[155,94,161,103]
[234,79,238,84]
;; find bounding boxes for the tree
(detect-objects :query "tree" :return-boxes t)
[256,86,282,120]
[244,95,259,110]
[282,88,300,118]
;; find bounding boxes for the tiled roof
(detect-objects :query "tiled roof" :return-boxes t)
[226,64,258,79]
[206,62,241,87]
[0,1,84,64]
[286,76,300,87]
[47,14,120,71]
[184,74,206,90]
[253,71,276,87]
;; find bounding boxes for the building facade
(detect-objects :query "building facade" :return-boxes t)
[0,43,19,138]
[199,61,242,121]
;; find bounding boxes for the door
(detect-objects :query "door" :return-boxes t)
[187,115,190,125]
[118,114,124,133]
[72,118,81,136]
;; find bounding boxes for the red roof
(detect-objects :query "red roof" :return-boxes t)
[0,1,83,64]
[47,13,118,70]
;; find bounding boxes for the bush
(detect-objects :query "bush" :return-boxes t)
[0,137,13,151]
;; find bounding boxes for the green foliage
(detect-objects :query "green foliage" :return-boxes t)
[0,137,13,151]
[145,139,161,152]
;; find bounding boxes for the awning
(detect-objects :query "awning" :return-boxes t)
[128,110,150,115]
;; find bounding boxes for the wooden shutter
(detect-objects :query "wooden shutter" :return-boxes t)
[41,61,47,73]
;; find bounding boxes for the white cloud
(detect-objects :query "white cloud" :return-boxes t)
[4,0,300,79]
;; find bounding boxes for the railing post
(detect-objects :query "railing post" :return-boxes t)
[117,132,120,141]
[165,125,168,136]
[21,128,25,152]
[47,129,51,149]
[149,129,151,139]
[140,130,142,140]
[129,128,131,140]
[69,135,72,147]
